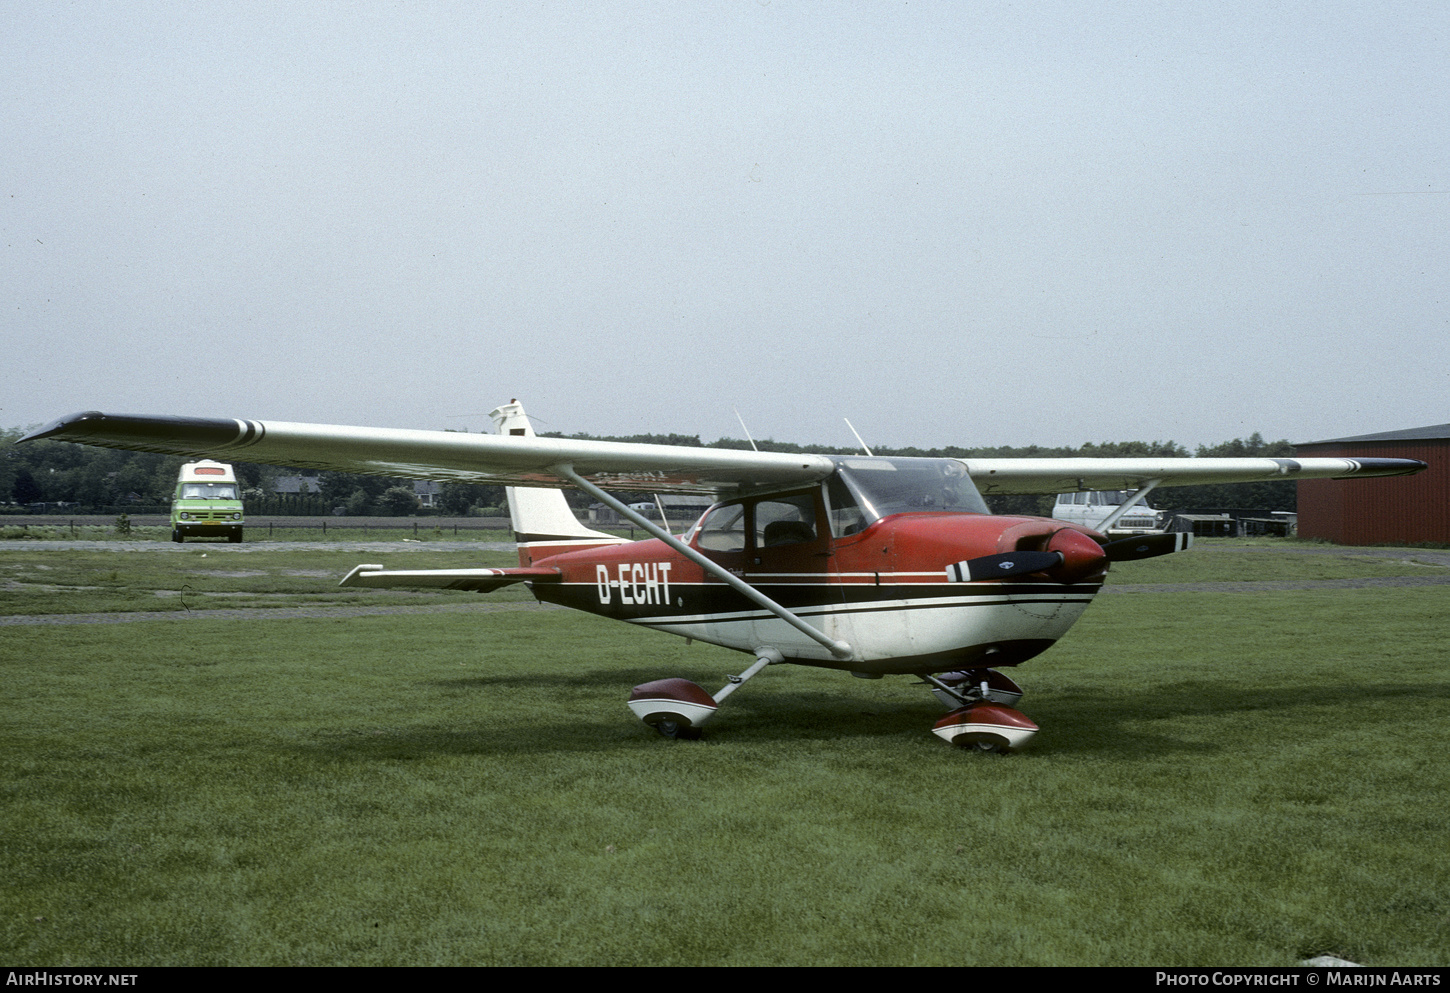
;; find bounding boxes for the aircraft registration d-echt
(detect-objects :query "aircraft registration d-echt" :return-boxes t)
[22,403,1427,751]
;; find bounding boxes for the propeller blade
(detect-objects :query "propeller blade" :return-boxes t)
[946,551,1064,583]
[1102,532,1194,562]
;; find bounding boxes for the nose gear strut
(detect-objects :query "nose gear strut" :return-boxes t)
[921,669,1038,752]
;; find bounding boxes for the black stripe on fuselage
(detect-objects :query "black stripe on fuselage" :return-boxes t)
[531,579,1101,623]
[626,596,1098,631]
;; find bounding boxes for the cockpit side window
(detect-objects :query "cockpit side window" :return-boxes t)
[696,502,746,552]
[754,493,818,547]
[824,473,868,537]
[695,490,827,552]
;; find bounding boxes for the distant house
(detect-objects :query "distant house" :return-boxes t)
[272,475,322,496]
[413,480,442,508]
[1295,424,1448,545]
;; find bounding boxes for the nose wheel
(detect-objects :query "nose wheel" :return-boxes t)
[652,718,702,741]
[932,701,1038,751]
[922,670,1038,752]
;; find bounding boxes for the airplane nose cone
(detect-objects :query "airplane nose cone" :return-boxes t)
[1045,527,1109,584]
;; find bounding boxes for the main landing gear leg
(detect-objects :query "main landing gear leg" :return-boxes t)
[921,669,1038,753]
[628,648,784,740]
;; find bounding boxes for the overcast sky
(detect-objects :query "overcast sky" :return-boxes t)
[4,1,1447,452]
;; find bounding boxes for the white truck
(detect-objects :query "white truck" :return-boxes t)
[170,460,245,543]
[1051,490,1166,535]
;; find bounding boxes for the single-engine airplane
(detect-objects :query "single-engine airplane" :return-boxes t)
[22,402,1427,751]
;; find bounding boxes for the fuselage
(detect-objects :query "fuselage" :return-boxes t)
[525,509,1108,676]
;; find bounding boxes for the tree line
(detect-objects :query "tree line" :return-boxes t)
[1,425,1296,517]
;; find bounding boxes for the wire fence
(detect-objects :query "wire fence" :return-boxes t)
[2,514,512,534]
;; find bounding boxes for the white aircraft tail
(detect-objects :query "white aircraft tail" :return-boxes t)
[488,400,627,565]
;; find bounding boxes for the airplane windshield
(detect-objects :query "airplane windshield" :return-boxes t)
[829,457,989,528]
[180,483,239,500]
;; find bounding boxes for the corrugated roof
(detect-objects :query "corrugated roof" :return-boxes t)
[1297,423,1450,445]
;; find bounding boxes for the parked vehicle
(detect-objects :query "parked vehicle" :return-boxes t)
[171,460,244,542]
[1051,490,1165,535]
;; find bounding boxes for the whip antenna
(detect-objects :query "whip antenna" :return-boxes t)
[844,418,874,457]
[733,407,760,452]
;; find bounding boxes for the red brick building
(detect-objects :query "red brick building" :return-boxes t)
[1295,424,1449,545]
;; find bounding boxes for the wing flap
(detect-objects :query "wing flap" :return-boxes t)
[339,564,561,593]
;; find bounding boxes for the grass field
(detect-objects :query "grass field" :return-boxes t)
[0,546,527,615]
[0,522,622,544]
[2,539,1447,965]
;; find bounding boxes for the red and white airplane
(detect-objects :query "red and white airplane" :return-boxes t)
[23,402,1426,751]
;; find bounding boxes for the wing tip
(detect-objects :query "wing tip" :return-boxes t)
[18,411,107,444]
[15,411,262,454]
[1340,458,1429,478]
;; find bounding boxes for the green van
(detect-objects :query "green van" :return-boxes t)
[171,460,245,543]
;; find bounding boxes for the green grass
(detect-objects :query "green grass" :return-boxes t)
[0,548,527,615]
[1,524,626,543]
[1,524,512,543]
[1107,541,1450,584]
[2,543,1448,965]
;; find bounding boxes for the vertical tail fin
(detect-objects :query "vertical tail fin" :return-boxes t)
[488,400,627,565]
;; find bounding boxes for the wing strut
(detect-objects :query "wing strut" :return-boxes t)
[553,464,855,661]
[1093,478,1162,533]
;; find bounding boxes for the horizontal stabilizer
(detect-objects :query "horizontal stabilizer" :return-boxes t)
[339,564,560,592]
[1101,532,1193,562]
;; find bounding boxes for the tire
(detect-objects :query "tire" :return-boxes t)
[654,719,702,740]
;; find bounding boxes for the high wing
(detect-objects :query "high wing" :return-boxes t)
[962,455,1426,494]
[21,411,834,496]
[21,410,1426,497]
